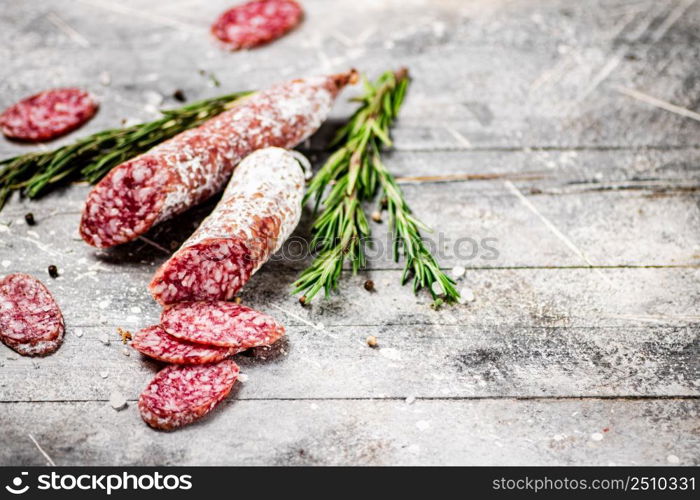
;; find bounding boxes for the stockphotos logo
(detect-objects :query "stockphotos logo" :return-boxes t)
[3,471,193,496]
[5,472,29,495]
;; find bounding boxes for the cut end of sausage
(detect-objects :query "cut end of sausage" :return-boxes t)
[79,156,169,248]
[149,238,254,305]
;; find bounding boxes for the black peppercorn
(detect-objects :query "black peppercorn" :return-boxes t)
[172,89,186,102]
[48,265,59,278]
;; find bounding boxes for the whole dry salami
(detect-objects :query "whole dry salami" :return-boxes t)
[161,301,285,348]
[80,70,356,248]
[211,0,303,50]
[138,360,239,430]
[149,148,304,304]
[130,325,242,364]
[0,88,98,141]
[0,273,64,356]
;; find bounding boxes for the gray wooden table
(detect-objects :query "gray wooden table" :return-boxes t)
[0,0,698,466]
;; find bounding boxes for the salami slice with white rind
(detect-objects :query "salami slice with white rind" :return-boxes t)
[161,301,285,348]
[211,0,303,50]
[138,360,239,430]
[149,148,304,304]
[131,325,242,364]
[2,328,64,357]
[80,71,355,248]
[0,88,98,141]
[0,273,64,356]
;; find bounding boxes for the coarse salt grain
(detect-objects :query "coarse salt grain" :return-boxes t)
[109,391,127,410]
[458,287,475,304]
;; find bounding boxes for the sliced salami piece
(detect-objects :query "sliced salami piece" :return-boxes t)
[0,88,98,141]
[161,301,285,348]
[212,0,303,50]
[0,273,64,356]
[149,148,304,304]
[2,327,64,357]
[138,360,239,430]
[130,325,242,364]
[80,70,356,248]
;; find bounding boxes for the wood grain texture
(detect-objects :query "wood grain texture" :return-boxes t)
[0,0,698,466]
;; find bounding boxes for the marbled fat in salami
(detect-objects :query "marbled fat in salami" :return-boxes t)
[149,148,304,304]
[130,325,242,364]
[80,71,356,248]
[138,360,239,430]
[160,301,285,348]
[0,273,64,356]
[212,0,303,50]
[0,88,98,141]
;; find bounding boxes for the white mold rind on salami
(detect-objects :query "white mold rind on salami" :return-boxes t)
[138,360,239,430]
[160,301,285,348]
[130,325,241,364]
[80,71,356,248]
[149,148,305,305]
[0,273,65,356]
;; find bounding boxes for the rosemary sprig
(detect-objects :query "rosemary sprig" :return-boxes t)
[294,68,459,304]
[0,90,252,209]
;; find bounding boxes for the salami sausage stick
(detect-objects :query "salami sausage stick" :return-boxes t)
[80,70,356,248]
[149,147,303,305]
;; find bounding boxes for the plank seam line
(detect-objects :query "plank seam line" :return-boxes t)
[2,395,699,404]
[13,265,699,278]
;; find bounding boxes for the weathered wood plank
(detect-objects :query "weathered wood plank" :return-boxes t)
[1,0,698,467]
[2,0,700,159]
[2,399,697,466]
[0,265,696,330]
[0,322,697,401]
[2,177,698,271]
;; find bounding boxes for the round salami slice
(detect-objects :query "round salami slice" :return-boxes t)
[0,274,64,356]
[161,301,285,348]
[130,325,242,365]
[138,360,239,430]
[2,327,64,357]
[212,0,303,50]
[0,88,98,141]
